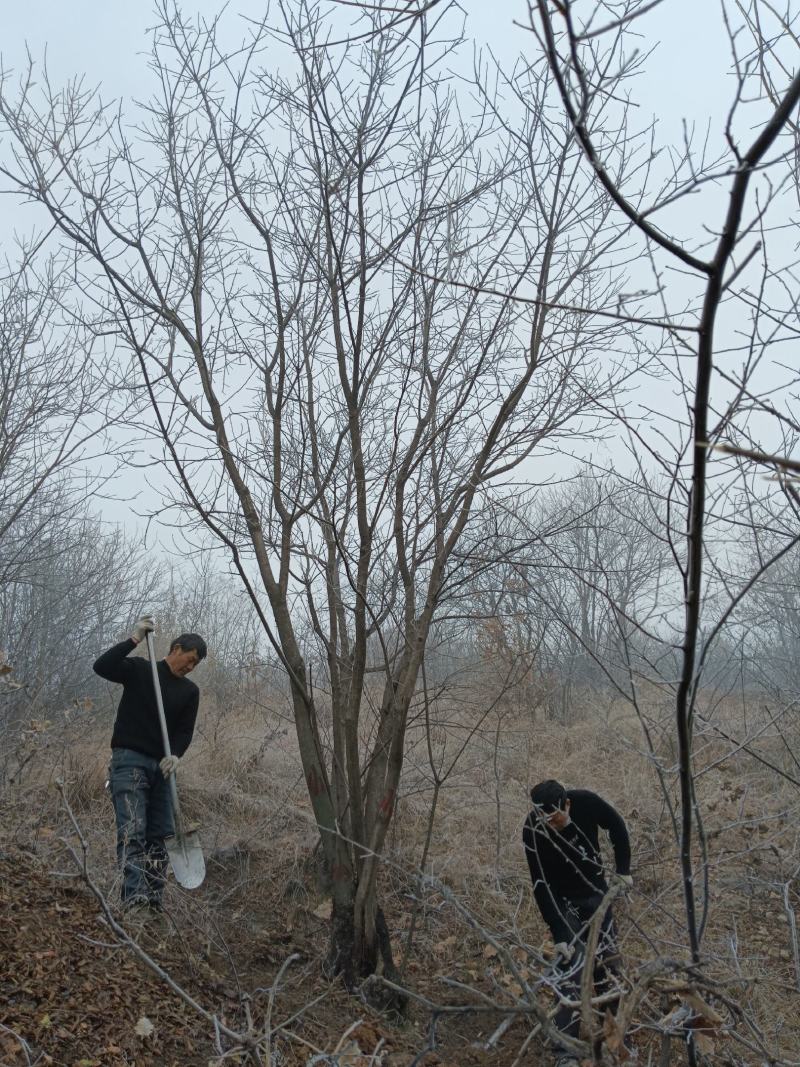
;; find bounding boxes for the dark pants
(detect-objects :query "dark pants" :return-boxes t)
[552,892,621,1041]
[109,748,174,907]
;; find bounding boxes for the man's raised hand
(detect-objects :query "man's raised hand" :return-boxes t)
[131,616,155,643]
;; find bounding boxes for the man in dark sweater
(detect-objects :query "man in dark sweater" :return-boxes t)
[94,616,206,911]
[523,779,632,1064]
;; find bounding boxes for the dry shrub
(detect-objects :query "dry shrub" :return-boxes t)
[2,676,799,1063]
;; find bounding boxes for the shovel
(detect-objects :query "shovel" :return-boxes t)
[145,631,206,889]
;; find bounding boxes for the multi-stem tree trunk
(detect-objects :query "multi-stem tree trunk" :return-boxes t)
[0,0,636,988]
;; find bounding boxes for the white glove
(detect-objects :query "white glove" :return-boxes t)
[131,615,155,643]
[553,941,572,960]
[613,873,633,889]
[159,754,180,778]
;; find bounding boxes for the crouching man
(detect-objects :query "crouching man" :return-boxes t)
[94,616,206,912]
[523,779,632,1066]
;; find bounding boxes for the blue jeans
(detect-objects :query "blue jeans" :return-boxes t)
[109,748,174,907]
[552,893,621,1041]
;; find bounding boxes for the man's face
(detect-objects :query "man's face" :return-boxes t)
[165,646,201,677]
[534,798,571,832]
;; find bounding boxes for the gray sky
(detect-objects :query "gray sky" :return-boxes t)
[0,0,740,289]
[0,1,732,134]
[0,0,742,267]
[0,1,789,541]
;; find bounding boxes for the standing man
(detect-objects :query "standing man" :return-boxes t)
[94,616,207,912]
[523,779,632,1066]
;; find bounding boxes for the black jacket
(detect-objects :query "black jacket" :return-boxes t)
[94,639,199,760]
[523,788,631,943]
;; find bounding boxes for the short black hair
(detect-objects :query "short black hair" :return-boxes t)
[530,779,568,812]
[170,633,208,660]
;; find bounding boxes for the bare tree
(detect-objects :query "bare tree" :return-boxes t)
[519,2,800,1060]
[0,241,135,782]
[0,249,112,588]
[0,512,159,704]
[0,0,639,983]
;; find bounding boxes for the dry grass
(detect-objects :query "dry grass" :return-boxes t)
[1,686,799,1065]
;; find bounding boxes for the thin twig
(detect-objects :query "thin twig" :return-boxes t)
[54,780,249,1050]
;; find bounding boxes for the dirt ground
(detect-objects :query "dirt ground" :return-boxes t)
[2,702,800,1066]
[0,841,544,1067]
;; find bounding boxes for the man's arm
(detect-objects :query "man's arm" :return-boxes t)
[594,795,632,875]
[171,687,199,757]
[93,617,154,684]
[523,818,572,944]
[93,639,139,684]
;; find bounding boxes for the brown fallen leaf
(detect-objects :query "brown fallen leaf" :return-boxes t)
[312,899,332,921]
[336,1040,368,1066]
[134,1015,156,1038]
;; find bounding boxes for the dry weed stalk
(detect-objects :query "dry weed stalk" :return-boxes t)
[53,779,328,1066]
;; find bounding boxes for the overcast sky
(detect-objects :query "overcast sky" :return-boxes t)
[0,0,741,298]
[0,1,782,541]
[0,1,732,138]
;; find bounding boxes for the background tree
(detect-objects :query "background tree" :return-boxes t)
[522,7,800,1061]
[0,249,112,589]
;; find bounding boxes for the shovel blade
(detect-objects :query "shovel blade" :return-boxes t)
[165,830,205,889]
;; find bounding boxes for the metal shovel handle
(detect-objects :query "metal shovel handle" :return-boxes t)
[144,631,185,834]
